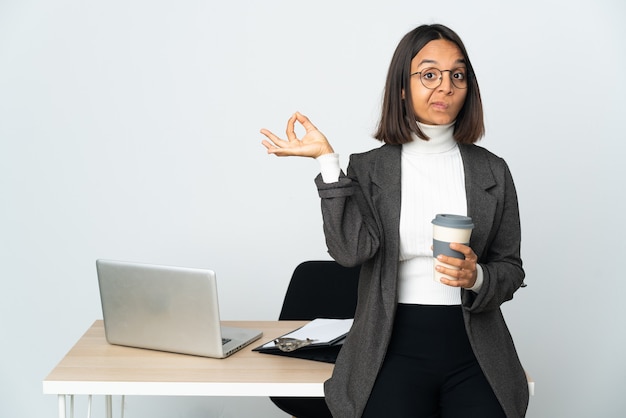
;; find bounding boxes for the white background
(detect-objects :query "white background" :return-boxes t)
[1,0,625,417]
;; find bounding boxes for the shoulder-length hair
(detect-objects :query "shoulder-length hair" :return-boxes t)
[374,24,484,144]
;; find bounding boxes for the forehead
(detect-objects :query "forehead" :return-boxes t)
[411,39,465,68]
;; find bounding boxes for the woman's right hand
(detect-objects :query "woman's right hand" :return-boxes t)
[260,112,335,158]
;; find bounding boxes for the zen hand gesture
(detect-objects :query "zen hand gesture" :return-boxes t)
[261,112,334,158]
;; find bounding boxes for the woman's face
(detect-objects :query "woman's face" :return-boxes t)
[408,39,468,125]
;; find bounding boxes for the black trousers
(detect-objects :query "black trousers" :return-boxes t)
[362,304,506,418]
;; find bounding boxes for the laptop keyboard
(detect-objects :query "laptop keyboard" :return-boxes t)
[222,338,231,345]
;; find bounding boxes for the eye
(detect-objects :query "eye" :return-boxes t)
[421,69,439,80]
[452,68,467,80]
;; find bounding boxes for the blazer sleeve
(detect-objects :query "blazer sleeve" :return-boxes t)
[314,155,381,267]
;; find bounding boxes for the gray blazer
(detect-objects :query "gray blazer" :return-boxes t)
[316,143,529,418]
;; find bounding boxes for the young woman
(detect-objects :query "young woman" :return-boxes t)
[261,23,529,418]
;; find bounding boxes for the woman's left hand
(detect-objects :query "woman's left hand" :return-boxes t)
[436,243,478,288]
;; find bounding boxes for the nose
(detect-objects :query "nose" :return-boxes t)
[437,70,454,94]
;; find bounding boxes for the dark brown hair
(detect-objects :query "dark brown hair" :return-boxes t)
[374,24,484,144]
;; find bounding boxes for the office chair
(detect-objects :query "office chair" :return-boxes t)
[270,260,361,418]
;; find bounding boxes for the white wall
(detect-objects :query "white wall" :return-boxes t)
[1,0,624,416]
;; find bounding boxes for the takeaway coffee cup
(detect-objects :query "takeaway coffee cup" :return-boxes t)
[432,214,474,282]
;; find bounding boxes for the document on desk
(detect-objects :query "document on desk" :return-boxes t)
[259,318,354,349]
[254,318,353,363]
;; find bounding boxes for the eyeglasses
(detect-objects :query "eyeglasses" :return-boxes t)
[410,67,468,90]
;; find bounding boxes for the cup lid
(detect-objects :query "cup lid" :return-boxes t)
[431,214,474,229]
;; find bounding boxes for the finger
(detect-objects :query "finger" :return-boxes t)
[265,145,308,157]
[261,139,280,153]
[437,267,473,288]
[286,113,298,141]
[440,277,474,288]
[260,128,280,141]
[449,243,478,267]
[260,128,289,148]
[439,277,464,287]
[449,242,477,260]
[440,253,478,286]
[294,112,319,133]
[436,262,461,279]
[436,262,464,286]
[436,254,463,269]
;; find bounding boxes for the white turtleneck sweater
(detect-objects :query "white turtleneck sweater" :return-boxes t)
[317,122,483,305]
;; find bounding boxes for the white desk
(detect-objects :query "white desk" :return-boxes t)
[44,320,534,417]
[43,320,331,417]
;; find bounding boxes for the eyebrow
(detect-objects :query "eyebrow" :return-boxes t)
[417,58,466,67]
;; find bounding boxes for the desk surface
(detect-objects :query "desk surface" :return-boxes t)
[43,320,333,397]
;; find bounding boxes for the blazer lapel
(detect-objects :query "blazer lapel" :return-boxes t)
[459,144,497,259]
[369,144,402,307]
[370,144,402,235]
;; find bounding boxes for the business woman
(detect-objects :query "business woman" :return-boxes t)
[261,23,529,418]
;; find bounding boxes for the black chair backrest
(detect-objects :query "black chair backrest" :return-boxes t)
[278,260,361,321]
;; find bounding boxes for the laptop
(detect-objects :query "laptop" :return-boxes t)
[96,259,262,358]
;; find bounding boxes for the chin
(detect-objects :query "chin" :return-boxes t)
[427,118,453,126]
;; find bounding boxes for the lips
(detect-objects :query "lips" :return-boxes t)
[431,101,449,110]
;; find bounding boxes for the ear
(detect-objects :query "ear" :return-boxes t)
[401,89,405,99]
